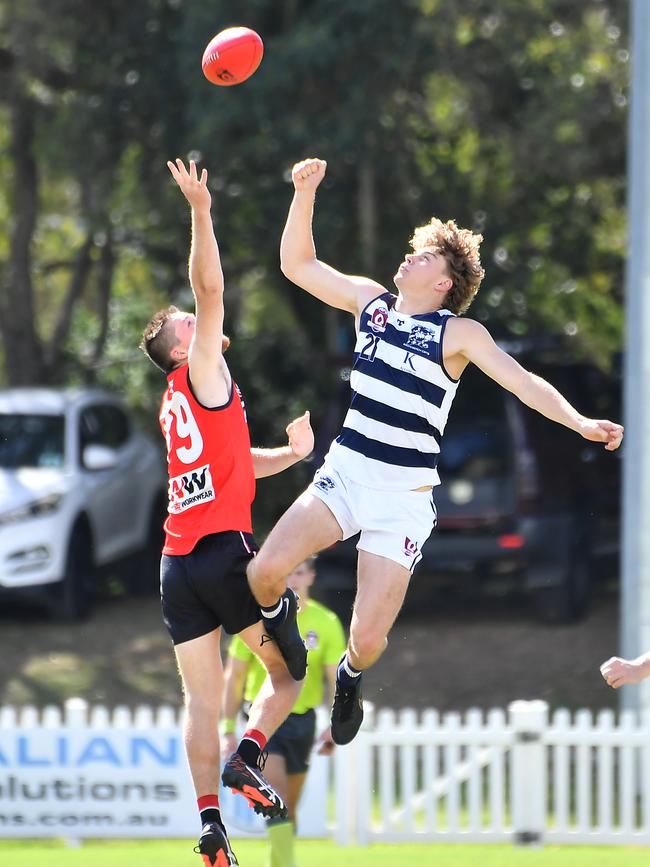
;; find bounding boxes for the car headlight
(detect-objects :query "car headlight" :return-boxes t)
[0,493,64,526]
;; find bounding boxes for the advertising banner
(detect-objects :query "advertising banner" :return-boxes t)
[0,702,328,839]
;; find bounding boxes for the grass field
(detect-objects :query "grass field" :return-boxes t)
[1,839,650,867]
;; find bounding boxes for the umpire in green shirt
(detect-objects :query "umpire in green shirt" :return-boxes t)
[221,555,346,867]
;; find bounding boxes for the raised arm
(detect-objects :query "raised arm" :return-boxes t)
[280,158,385,317]
[167,158,230,407]
[251,411,314,479]
[445,318,624,451]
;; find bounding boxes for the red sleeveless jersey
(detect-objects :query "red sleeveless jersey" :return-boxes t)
[159,365,255,555]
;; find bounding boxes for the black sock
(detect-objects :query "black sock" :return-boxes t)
[261,592,288,628]
[198,795,222,828]
[200,807,222,827]
[337,653,363,688]
[236,728,267,766]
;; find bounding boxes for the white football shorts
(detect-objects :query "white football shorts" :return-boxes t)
[307,461,437,572]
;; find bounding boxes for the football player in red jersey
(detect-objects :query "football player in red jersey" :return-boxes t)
[140,159,310,867]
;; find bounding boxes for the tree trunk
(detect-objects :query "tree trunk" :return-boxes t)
[1,88,45,385]
[90,232,115,370]
[44,235,94,372]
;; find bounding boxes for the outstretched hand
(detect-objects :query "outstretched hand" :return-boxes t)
[287,410,314,460]
[600,656,646,688]
[167,158,211,211]
[291,158,327,193]
[578,418,624,451]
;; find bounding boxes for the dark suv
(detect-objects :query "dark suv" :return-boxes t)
[314,346,621,623]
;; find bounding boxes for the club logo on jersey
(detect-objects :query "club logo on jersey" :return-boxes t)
[369,305,389,333]
[404,537,419,558]
[404,323,441,355]
[314,474,336,494]
[305,630,320,650]
[168,463,215,512]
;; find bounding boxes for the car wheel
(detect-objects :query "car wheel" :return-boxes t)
[50,525,95,621]
[126,498,165,597]
[533,548,591,624]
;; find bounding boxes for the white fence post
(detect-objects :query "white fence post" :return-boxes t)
[333,740,355,846]
[333,701,375,846]
[64,696,89,727]
[509,700,548,846]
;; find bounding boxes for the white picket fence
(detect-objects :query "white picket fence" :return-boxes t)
[0,698,329,839]
[2,698,650,846]
[333,699,650,846]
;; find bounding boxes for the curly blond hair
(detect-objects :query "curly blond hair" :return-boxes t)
[410,218,485,314]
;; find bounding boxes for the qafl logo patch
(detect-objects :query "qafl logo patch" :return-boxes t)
[369,306,389,333]
[305,630,319,651]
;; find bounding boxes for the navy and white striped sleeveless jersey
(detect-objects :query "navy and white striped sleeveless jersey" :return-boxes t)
[325,292,460,491]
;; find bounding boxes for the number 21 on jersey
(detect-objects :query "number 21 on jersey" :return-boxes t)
[360,333,380,362]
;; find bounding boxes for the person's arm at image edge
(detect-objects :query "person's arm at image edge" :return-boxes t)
[601,653,650,688]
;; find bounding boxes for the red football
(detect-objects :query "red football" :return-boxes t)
[201,27,264,86]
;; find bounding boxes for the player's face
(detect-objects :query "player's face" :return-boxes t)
[287,563,315,597]
[393,247,451,296]
[170,311,196,356]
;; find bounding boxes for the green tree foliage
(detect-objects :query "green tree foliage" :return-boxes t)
[0,0,186,386]
[0,0,628,486]
[409,0,628,359]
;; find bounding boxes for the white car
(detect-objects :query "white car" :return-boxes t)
[0,388,167,619]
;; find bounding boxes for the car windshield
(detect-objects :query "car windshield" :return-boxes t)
[0,414,65,469]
